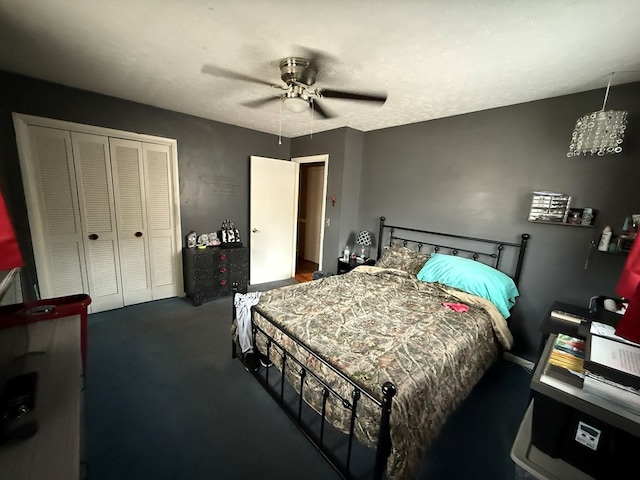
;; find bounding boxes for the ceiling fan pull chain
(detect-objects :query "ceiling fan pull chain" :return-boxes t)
[278,98,283,145]
[310,98,314,139]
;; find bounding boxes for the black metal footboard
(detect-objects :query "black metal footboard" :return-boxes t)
[233,300,396,480]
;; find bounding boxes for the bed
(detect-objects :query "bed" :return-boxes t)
[232,217,529,479]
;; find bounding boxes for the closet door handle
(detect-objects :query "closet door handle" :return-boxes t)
[88,234,99,240]
[135,232,143,237]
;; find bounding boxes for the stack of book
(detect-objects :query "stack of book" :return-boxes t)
[544,334,586,388]
[582,322,640,415]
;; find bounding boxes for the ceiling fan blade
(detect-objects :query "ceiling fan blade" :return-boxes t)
[201,64,276,87]
[319,88,387,104]
[241,96,281,109]
[311,100,335,119]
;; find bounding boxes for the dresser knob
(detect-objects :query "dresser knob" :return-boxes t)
[220,279,227,286]
[219,254,226,260]
[219,267,227,274]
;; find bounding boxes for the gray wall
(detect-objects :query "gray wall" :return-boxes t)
[357,82,640,360]
[2,68,639,361]
[0,70,290,297]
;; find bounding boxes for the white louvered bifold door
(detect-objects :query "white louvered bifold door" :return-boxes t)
[142,143,178,300]
[71,132,124,312]
[23,127,89,300]
[109,138,153,306]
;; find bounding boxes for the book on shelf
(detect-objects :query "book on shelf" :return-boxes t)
[584,331,640,390]
[543,308,588,338]
[550,309,586,325]
[544,334,585,388]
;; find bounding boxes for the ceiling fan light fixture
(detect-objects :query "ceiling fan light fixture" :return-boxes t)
[282,96,309,113]
[204,54,386,122]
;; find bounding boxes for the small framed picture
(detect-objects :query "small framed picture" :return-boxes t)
[567,208,583,225]
[581,207,595,226]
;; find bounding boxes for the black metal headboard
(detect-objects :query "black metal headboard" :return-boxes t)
[376,217,530,286]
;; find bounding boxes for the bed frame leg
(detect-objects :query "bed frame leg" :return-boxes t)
[374,381,396,480]
[231,282,238,359]
[377,217,386,259]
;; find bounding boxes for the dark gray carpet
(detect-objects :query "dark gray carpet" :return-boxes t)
[85,289,532,480]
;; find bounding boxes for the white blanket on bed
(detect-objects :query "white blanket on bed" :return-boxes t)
[234,291,261,353]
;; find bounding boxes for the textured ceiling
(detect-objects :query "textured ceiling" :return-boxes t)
[1,0,639,138]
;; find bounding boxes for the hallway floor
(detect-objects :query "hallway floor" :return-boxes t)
[294,258,317,283]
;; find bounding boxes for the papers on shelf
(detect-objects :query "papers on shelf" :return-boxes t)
[583,373,640,415]
[590,321,640,347]
[589,335,640,379]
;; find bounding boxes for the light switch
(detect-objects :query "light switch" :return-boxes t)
[325,217,330,227]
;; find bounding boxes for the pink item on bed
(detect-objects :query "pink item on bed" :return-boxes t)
[442,302,469,313]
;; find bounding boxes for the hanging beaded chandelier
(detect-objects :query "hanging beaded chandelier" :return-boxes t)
[567,73,627,157]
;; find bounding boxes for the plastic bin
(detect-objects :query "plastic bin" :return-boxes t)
[531,393,640,479]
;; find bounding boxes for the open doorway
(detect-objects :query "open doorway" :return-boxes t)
[293,155,328,282]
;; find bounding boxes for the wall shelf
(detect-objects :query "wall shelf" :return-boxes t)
[528,220,594,228]
[592,246,629,257]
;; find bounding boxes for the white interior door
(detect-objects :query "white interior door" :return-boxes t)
[142,142,178,300]
[109,138,153,306]
[21,126,89,300]
[250,156,299,284]
[71,132,124,312]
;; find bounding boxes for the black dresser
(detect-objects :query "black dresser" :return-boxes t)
[183,246,248,306]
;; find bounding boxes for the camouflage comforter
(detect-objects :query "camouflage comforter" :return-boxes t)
[248,266,513,479]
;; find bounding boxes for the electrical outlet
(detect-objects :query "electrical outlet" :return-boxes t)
[325,217,330,227]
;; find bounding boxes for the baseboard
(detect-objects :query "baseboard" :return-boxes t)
[503,352,535,370]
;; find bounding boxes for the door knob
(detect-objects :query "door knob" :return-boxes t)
[88,234,99,240]
[135,232,143,237]
[252,228,258,233]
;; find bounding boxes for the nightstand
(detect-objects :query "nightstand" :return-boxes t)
[337,257,375,274]
[511,308,640,480]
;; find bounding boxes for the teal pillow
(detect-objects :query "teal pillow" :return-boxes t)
[416,253,519,318]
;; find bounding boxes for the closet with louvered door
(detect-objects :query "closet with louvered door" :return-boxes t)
[15,114,183,314]
[109,139,177,305]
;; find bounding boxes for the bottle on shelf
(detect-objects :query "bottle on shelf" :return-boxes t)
[597,226,612,252]
[343,245,350,261]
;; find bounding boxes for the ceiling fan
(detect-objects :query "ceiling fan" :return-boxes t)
[201,56,387,119]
